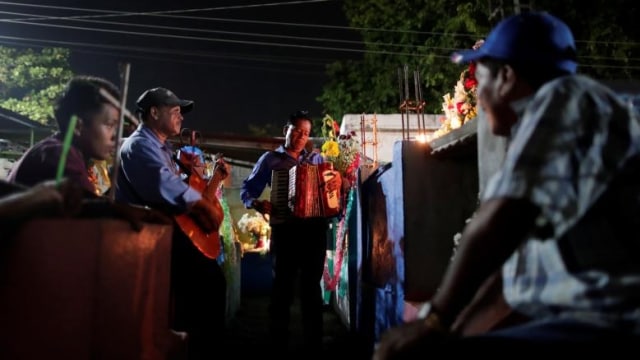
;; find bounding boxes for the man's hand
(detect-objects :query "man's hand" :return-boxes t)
[29,179,84,216]
[325,171,342,192]
[252,199,272,217]
[0,179,84,224]
[190,198,223,233]
[373,318,448,360]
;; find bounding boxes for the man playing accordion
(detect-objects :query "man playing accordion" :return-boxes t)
[240,110,341,355]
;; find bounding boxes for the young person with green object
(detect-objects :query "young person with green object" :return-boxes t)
[8,75,120,196]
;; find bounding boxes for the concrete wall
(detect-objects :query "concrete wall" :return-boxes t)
[476,110,508,196]
[341,114,441,164]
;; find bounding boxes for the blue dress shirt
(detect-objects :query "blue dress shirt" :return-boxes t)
[115,124,201,214]
[240,145,324,209]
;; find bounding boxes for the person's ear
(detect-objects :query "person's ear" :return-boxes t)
[74,117,84,136]
[498,65,517,98]
[150,107,159,120]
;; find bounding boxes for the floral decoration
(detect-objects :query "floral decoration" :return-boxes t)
[320,114,361,187]
[432,40,484,139]
[237,212,270,251]
[318,116,362,295]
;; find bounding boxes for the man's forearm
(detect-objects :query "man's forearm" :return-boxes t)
[431,198,539,328]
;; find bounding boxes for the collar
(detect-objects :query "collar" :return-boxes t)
[508,95,535,137]
[274,144,310,158]
[137,123,173,152]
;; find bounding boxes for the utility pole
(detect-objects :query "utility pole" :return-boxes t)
[488,0,505,22]
[514,0,534,14]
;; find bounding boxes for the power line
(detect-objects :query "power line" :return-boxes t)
[0,18,436,58]
[4,0,640,46]
[5,13,640,65]
[1,2,639,70]
[0,0,337,16]
[0,10,399,51]
[3,7,640,68]
[0,34,333,68]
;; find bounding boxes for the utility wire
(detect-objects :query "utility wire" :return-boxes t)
[2,6,640,63]
[0,10,390,51]
[5,13,640,64]
[0,35,333,68]
[1,34,636,72]
[0,18,436,58]
[3,0,640,46]
[1,2,639,69]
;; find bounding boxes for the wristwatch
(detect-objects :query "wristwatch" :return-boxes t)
[416,302,446,333]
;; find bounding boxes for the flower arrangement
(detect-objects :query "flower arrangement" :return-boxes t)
[320,114,361,186]
[432,40,484,139]
[237,212,270,251]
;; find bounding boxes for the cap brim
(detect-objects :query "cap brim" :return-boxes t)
[451,48,486,65]
[178,100,194,114]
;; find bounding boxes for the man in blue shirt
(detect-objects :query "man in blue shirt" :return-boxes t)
[116,87,226,360]
[241,110,339,355]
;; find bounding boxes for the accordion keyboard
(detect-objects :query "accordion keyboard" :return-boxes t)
[270,169,291,224]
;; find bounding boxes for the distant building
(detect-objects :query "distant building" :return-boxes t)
[340,113,442,164]
[0,107,54,147]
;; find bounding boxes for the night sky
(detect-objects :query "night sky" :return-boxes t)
[1,0,361,134]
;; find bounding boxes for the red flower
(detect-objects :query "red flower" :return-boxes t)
[464,77,477,89]
[332,121,340,137]
[463,63,478,90]
[468,62,476,77]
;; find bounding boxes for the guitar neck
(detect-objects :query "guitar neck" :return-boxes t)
[202,168,224,199]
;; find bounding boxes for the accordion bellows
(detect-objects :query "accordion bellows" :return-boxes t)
[270,163,341,224]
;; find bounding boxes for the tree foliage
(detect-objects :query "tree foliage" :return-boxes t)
[319,0,640,121]
[0,47,73,125]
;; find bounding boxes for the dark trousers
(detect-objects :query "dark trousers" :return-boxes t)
[392,318,640,357]
[269,218,328,353]
[170,229,227,360]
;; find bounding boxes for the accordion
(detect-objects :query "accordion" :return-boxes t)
[270,163,341,224]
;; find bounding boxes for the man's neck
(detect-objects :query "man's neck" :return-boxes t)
[285,146,301,158]
[149,127,168,144]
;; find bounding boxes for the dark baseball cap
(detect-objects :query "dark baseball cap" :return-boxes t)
[135,87,194,114]
[451,12,577,74]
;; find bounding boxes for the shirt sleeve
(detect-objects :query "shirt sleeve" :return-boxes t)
[240,152,271,208]
[120,138,201,214]
[483,77,635,237]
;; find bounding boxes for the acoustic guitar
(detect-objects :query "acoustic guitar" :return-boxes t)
[175,153,228,260]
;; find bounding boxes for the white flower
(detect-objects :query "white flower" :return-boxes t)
[237,213,269,237]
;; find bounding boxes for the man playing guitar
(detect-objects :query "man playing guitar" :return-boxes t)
[115,87,227,360]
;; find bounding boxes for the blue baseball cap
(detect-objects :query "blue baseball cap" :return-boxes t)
[451,12,577,74]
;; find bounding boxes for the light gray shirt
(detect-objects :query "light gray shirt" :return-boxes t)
[483,75,640,332]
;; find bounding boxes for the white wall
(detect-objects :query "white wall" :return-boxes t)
[0,158,14,180]
[340,113,441,164]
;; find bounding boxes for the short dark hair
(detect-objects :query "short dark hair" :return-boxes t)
[54,75,120,133]
[287,110,311,126]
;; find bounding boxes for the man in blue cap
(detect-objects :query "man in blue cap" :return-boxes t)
[374,11,640,357]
